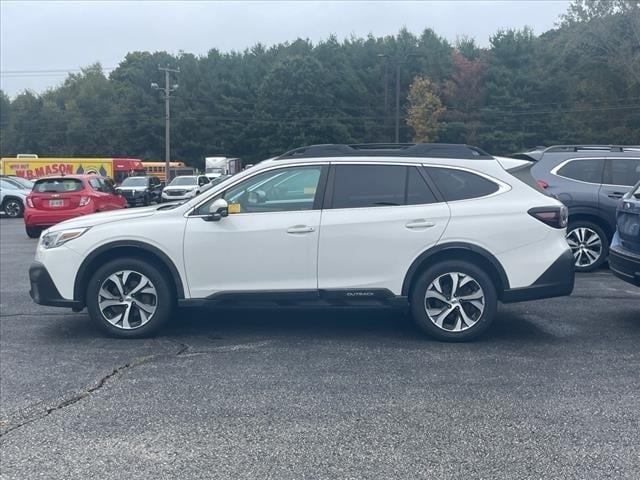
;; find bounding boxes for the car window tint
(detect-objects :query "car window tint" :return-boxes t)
[609,159,640,186]
[426,167,499,201]
[196,166,322,214]
[407,167,438,205]
[0,179,18,190]
[33,178,83,193]
[557,159,604,184]
[89,179,102,191]
[332,165,406,208]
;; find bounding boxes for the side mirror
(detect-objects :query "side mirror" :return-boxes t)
[115,188,123,196]
[204,198,229,222]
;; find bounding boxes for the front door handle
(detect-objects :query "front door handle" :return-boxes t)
[607,192,624,199]
[287,225,315,234]
[405,220,435,230]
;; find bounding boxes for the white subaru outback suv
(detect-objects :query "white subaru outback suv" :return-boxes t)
[29,144,574,341]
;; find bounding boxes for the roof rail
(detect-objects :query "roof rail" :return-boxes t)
[275,143,493,160]
[543,145,640,153]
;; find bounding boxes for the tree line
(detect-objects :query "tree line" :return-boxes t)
[1,0,638,169]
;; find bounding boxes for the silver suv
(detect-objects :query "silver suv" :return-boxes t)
[528,145,640,272]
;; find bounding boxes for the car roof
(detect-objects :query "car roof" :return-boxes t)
[33,174,101,181]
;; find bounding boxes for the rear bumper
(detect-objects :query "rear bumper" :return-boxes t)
[501,248,575,303]
[24,206,93,227]
[29,261,83,309]
[609,244,640,287]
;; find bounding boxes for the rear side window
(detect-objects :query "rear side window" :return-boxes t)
[330,165,437,209]
[426,167,499,201]
[556,159,604,184]
[607,158,640,187]
[33,178,83,193]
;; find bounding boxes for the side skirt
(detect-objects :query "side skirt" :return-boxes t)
[178,289,409,309]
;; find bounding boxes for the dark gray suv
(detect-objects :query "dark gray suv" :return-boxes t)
[529,145,640,272]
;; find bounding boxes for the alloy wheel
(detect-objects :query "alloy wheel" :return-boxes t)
[566,227,602,268]
[424,272,485,332]
[4,200,22,217]
[98,270,157,330]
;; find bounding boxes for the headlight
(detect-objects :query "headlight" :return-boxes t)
[41,227,90,249]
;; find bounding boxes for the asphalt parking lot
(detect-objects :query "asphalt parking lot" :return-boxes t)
[0,217,639,479]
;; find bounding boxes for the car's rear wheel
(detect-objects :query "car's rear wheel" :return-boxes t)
[86,258,174,338]
[410,260,497,342]
[566,221,608,272]
[25,226,42,238]
[2,198,24,218]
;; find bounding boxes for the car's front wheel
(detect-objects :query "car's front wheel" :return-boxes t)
[410,260,497,342]
[566,221,608,272]
[2,198,24,218]
[25,226,42,238]
[86,258,174,338]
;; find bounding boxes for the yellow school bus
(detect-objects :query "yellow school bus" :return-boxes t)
[143,161,188,181]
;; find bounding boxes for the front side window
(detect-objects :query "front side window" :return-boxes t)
[607,158,640,187]
[195,165,323,215]
[556,158,605,184]
[425,167,499,201]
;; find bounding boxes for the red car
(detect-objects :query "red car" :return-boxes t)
[24,175,127,238]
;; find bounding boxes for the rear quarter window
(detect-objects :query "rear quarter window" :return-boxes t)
[426,167,499,201]
[555,158,605,184]
[33,178,83,193]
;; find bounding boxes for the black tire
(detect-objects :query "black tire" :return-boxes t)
[410,260,498,342]
[2,198,24,218]
[86,257,174,338]
[25,226,42,238]
[566,220,608,272]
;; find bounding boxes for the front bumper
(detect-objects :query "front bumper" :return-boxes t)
[29,261,83,309]
[501,248,575,303]
[609,243,640,287]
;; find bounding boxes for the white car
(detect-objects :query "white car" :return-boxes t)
[0,178,29,218]
[161,175,210,202]
[29,144,574,341]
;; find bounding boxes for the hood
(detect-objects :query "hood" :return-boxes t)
[164,184,198,191]
[47,205,159,232]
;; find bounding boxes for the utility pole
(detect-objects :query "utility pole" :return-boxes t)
[378,53,422,144]
[395,61,401,143]
[151,66,179,182]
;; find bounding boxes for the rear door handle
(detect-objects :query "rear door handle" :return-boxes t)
[287,225,315,234]
[405,220,435,230]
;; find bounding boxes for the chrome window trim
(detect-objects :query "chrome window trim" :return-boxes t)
[421,163,511,202]
[185,162,328,218]
[550,156,640,188]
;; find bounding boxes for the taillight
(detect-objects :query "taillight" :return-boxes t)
[537,180,549,190]
[528,206,568,229]
[79,196,91,206]
[26,197,34,208]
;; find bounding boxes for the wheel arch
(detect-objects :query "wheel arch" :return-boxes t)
[567,210,614,240]
[1,195,25,207]
[401,243,510,299]
[73,241,185,305]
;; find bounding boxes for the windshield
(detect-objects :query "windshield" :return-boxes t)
[121,177,148,187]
[170,176,197,186]
[33,178,83,193]
[7,177,34,189]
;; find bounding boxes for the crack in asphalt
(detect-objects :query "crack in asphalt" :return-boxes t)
[0,340,190,439]
[0,338,271,438]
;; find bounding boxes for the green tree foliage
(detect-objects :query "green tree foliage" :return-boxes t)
[0,1,638,163]
[406,76,445,142]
